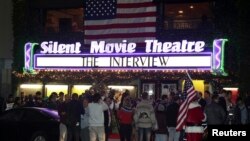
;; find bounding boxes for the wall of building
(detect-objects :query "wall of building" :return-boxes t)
[0,0,13,98]
[0,59,12,98]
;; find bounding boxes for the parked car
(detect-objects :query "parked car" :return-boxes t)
[0,107,60,141]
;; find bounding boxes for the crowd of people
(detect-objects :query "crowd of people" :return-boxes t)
[0,89,250,141]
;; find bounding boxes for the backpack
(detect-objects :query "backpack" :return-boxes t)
[155,102,167,112]
[137,107,152,123]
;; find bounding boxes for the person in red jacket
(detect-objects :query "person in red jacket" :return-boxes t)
[185,98,206,141]
[117,94,134,141]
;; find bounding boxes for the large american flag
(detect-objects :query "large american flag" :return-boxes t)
[84,0,156,47]
[176,75,197,131]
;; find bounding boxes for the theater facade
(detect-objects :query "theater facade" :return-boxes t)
[13,0,234,99]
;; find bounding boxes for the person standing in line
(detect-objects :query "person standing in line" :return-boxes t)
[154,95,168,141]
[205,94,226,125]
[6,94,14,110]
[204,91,212,106]
[24,94,35,107]
[197,91,206,110]
[166,96,181,141]
[218,90,227,114]
[117,94,133,141]
[47,92,58,110]
[58,92,68,141]
[185,98,206,141]
[67,93,84,141]
[236,97,248,124]
[80,97,90,141]
[88,93,109,141]
[134,92,157,141]
[104,97,112,141]
[245,92,250,124]
[13,97,22,108]
[20,92,25,106]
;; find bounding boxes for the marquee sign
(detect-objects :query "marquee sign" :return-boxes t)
[23,39,228,75]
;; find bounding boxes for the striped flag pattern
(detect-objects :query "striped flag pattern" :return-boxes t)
[84,0,156,47]
[176,76,197,131]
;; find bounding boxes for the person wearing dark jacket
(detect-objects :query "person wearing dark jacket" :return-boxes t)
[166,96,180,141]
[235,97,248,124]
[197,91,206,110]
[13,97,22,108]
[154,97,168,141]
[58,92,69,141]
[205,94,226,125]
[245,92,250,124]
[67,93,84,141]
[24,94,35,107]
[47,92,58,110]
[218,90,227,115]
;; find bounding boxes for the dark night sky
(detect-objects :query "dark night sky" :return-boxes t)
[0,1,13,59]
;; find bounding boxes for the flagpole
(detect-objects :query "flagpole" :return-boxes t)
[186,70,192,81]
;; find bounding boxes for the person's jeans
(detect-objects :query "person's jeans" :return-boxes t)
[138,127,151,141]
[59,123,67,141]
[155,133,167,141]
[89,126,105,141]
[67,125,80,141]
[120,123,132,141]
[80,127,89,141]
[168,127,180,141]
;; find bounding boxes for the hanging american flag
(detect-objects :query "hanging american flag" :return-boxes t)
[176,75,197,131]
[84,0,156,47]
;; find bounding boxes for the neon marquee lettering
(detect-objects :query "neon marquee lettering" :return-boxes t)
[90,40,205,54]
[40,41,81,54]
[90,40,136,53]
[145,40,205,53]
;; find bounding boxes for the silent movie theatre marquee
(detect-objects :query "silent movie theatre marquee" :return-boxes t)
[23,39,227,74]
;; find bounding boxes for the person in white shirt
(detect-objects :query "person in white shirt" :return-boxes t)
[88,93,109,141]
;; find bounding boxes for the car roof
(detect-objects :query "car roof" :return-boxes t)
[30,107,59,118]
[9,107,60,119]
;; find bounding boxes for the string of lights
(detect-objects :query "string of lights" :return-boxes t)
[12,70,235,87]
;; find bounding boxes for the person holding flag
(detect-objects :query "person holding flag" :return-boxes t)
[176,73,206,141]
